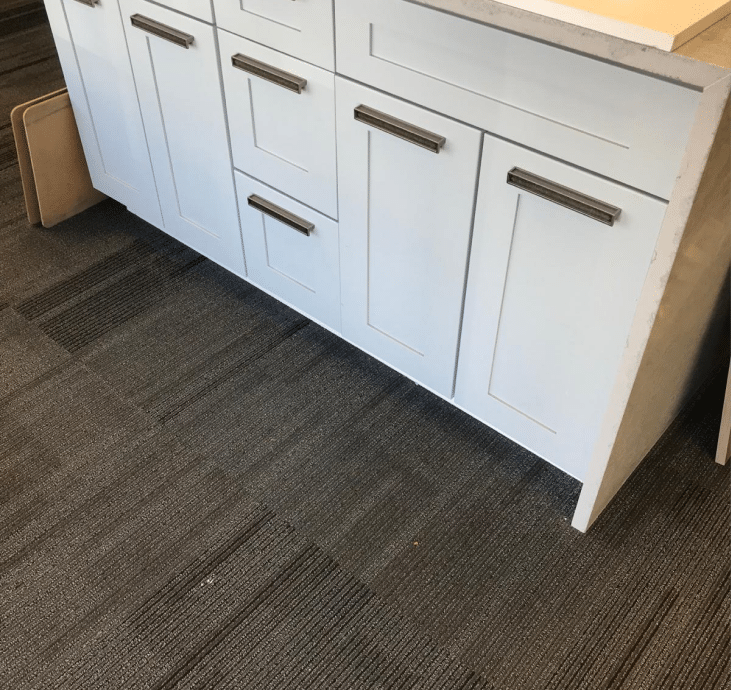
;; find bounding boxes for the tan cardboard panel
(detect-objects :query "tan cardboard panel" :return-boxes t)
[22,92,106,228]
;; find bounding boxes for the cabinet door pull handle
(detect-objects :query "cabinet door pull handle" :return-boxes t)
[232,54,307,94]
[354,105,445,153]
[73,0,99,6]
[248,195,314,236]
[130,14,194,49]
[506,167,621,226]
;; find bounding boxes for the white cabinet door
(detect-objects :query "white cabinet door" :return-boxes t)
[336,78,481,398]
[455,135,668,480]
[44,0,162,227]
[219,31,337,219]
[235,171,341,331]
[213,0,334,71]
[121,0,245,276]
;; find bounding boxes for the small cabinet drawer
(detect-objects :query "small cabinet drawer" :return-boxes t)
[219,31,338,219]
[141,0,212,23]
[336,77,481,398]
[235,171,341,331]
[455,134,668,480]
[336,0,701,200]
[213,0,334,71]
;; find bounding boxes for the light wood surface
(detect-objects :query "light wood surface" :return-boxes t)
[20,92,106,228]
[573,86,731,530]
[490,0,731,50]
[717,364,731,464]
[10,87,67,225]
[674,13,731,68]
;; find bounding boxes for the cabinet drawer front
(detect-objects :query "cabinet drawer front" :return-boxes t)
[141,0,212,23]
[46,0,161,227]
[121,0,245,276]
[336,0,701,200]
[236,171,341,332]
[336,78,481,398]
[213,0,334,71]
[219,31,338,219]
[455,135,668,480]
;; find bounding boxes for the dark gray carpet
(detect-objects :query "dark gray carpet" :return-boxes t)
[1,5,729,689]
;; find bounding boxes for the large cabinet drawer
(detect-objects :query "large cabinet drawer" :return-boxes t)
[336,78,481,398]
[219,31,338,219]
[214,0,334,71]
[335,0,701,200]
[455,134,668,480]
[236,171,341,331]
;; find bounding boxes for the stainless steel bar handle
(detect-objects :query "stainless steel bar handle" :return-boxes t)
[506,167,621,226]
[248,195,314,236]
[73,0,100,6]
[130,14,194,49]
[232,54,307,94]
[354,105,446,154]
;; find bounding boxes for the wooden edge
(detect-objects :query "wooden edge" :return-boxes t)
[571,76,731,533]
[10,87,68,224]
[716,362,731,464]
[408,0,729,87]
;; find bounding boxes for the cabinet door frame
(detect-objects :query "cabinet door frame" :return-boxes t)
[336,77,482,398]
[44,0,162,227]
[121,0,246,276]
[454,133,668,480]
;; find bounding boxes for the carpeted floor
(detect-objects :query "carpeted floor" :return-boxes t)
[1,4,729,689]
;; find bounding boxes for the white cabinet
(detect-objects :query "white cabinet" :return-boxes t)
[44,0,161,227]
[454,135,668,480]
[219,31,338,219]
[336,78,482,398]
[235,171,341,331]
[120,0,245,276]
[214,0,334,71]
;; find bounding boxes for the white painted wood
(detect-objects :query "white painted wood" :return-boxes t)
[455,135,667,480]
[408,1,728,88]
[213,0,334,71]
[336,77,481,398]
[572,77,731,531]
[465,0,731,51]
[121,0,245,276]
[43,0,162,227]
[142,0,213,23]
[219,31,338,219]
[235,171,341,331]
[336,0,702,200]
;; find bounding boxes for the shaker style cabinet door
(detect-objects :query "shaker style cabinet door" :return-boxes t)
[336,78,481,398]
[235,171,341,331]
[120,0,245,276]
[219,31,338,219]
[213,0,334,71]
[454,135,668,481]
[44,0,162,227]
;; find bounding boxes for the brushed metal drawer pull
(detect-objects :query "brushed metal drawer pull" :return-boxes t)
[130,14,194,49]
[232,54,307,94]
[248,195,314,236]
[506,168,621,226]
[73,0,99,6]
[354,105,445,154]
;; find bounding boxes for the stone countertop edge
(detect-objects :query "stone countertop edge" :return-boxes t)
[406,0,731,89]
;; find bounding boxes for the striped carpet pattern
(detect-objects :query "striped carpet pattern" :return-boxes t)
[1,5,730,689]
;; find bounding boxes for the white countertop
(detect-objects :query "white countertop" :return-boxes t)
[491,0,731,50]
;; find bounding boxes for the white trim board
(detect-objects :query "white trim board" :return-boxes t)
[488,0,731,51]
